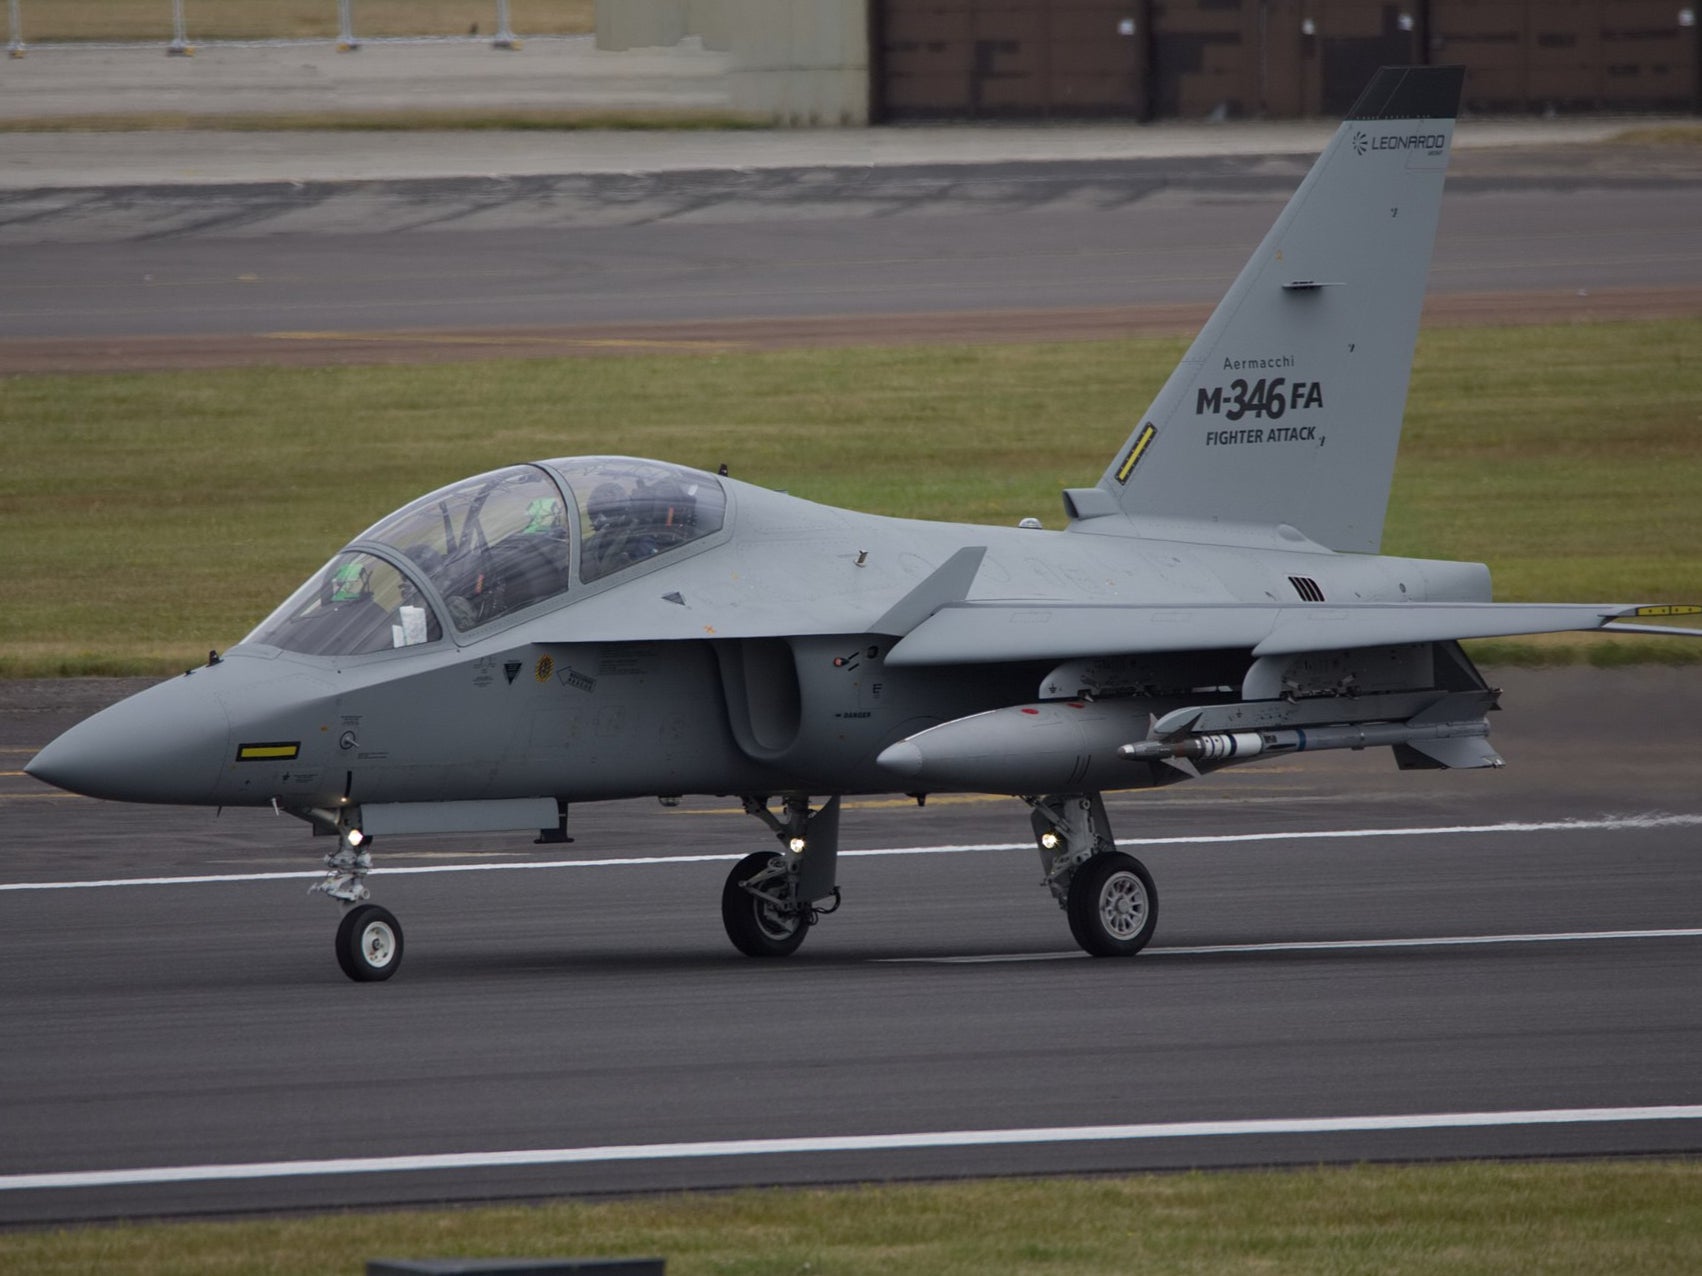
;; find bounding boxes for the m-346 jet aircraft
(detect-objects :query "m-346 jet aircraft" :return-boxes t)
[29,67,1701,980]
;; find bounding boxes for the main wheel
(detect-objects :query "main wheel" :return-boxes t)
[1066,852,1157,957]
[721,851,809,958]
[335,903,404,981]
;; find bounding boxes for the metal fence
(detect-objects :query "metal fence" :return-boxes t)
[6,0,595,56]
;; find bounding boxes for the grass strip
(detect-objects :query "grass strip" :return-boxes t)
[4,1161,1702,1275]
[1,319,1698,676]
[1608,124,1702,147]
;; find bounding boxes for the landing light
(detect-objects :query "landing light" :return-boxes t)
[1040,829,1062,851]
[788,836,807,854]
[345,828,366,848]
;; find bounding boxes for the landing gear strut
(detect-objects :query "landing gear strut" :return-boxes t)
[1024,792,1157,957]
[308,818,406,982]
[721,795,843,958]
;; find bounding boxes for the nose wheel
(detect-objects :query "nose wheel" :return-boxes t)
[335,903,405,981]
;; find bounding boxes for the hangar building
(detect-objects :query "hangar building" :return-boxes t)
[597,0,1702,125]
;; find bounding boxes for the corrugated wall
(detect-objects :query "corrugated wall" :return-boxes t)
[1433,0,1699,113]
[877,0,1150,118]
[872,0,1701,119]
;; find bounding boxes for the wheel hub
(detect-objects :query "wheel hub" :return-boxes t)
[1099,872,1148,940]
[361,919,397,968]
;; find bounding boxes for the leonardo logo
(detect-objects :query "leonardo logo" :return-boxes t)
[1354,130,1450,157]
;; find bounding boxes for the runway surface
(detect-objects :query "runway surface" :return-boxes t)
[3,668,1700,1224]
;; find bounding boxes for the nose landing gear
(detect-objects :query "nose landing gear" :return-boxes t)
[309,820,405,981]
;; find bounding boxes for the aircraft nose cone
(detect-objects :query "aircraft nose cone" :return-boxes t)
[26,676,230,804]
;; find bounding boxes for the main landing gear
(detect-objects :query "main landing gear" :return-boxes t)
[718,790,1154,961]
[1025,792,1158,957]
[721,795,843,958]
[311,823,405,982]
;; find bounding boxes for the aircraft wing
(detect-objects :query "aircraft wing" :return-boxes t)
[882,601,1702,666]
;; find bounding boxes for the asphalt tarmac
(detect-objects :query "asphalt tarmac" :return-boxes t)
[5,152,1702,353]
[3,668,1700,1223]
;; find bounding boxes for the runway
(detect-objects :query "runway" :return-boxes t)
[3,124,1701,1224]
[3,149,1701,364]
[3,668,1699,1224]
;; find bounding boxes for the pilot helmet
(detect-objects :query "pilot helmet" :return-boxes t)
[329,560,370,604]
[524,497,565,535]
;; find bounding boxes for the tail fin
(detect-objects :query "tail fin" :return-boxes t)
[1092,66,1464,553]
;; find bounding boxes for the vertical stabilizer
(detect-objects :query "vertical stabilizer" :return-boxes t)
[1097,66,1464,553]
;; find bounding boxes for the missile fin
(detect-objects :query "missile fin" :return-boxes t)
[1394,737,1504,771]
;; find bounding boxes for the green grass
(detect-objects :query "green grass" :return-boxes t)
[6,1161,1702,1274]
[1609,123,1702,147]
[1,319,1699,676]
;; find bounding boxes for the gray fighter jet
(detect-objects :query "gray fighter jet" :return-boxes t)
[28,67,1701,980]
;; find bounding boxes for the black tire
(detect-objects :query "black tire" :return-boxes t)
[335,904,404,982]
[1066,852,1157,957]
[721,851,809,958]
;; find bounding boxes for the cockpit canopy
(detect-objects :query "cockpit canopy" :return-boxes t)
[245,458,727,656]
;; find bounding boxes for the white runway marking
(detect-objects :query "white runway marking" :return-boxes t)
[879,927,1702,963]
[3,812,1699,893]
[5,1105,1700,1193]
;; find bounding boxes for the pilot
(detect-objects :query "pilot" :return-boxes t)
[327,560,371,605]
[583,481,659,581]
[635,477,695,546]
[523,496,567,539]
[304,558,392,653]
